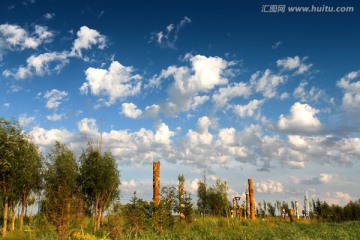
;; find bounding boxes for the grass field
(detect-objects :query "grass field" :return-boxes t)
[3,216,360,240]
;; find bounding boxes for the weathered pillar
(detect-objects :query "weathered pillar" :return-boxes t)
[248,179,255,219]
[153,162,160,207]
[295,201,299,219]
[246,192,250,219]
[179,180,185,219]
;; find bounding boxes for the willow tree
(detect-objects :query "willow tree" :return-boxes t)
[79,144,120,233]
[43,141,79,240]
[0,118,22,236]
[11,135,42,230]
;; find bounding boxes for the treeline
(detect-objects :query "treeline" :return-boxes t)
[0,118,120,239]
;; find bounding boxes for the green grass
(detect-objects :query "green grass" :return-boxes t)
[2,217,360,239]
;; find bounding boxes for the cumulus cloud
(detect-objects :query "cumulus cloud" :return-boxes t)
[121,102,143,119]
[300,173,335,185]
[278,102,322,135]
[277,56,312,74]
[212,82,252,108]
[70,26,106,58]
[0,24,53,60]
[255,180,284,194]
[250,69,286,98]
[233,99,263,118]
[152,54,235,116]
[337,70,360,112]
[3,51,69,79]
[80,61,142,105]
[43,89,68,110]
[294,81,325,102]
[150,16,191,49]
[19,114,35,127]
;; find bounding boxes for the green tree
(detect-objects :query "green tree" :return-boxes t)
[0,118,25,236]
[207,178,229,216]
[43,141,79,240]
[79,144,120,233]
[197,178,208,216]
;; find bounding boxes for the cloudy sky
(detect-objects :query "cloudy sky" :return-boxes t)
[1,0,359,207]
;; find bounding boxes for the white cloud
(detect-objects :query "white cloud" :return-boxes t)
[300,173,335,185]
[277,56,312,74]
[19,114,35,126]
[0,24,53,60]
[78,118,98,134]
[46,113,63,121]
[272,41,282,49]
[278,102,322,134]
[212,82,252,108]
[154,54,234,115]
[337,70,360,111]
[150,16,191,49]
[3,103,10,109]
[233,99,263,118]
[44,13,55,19]
[250,69,286,98]
[80,61,142,105]
[3,51,69,79]
[121,102,143,119]
[255,180,284,194]
[43,89,68,110]
[70,26,106,58]
[294,81,325,102]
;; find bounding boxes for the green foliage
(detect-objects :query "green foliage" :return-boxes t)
[79,144,120,232]
[43,141,79,240]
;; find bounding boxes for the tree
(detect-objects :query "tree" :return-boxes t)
[79,144,120,233]
[43,141,79,240]
[207,178,229,217]
[197,178,208,216]
[11,136,42,230]
[0,118,26,236]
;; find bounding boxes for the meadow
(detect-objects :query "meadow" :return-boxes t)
[3,216,360,240]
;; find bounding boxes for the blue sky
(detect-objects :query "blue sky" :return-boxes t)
[1,0,360,207]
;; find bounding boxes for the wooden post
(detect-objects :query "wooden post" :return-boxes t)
[179,181,185,219]
[246,192,250,219]
[153,162,160,207]
[248,179,255,219]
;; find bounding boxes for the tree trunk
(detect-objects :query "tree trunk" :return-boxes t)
[2,197,8,236]
[10,199,16,231]
[20,194,28,230]
[93,195,100,233]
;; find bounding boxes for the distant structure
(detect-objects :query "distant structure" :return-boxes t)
[248,179,255,219]
[153,162,160,207]
[295,201,299,219]
[304,190,310,219]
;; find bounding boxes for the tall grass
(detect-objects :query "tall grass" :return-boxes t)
[2,216,360,239]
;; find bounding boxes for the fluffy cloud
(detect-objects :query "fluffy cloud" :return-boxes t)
[255,180,284,194]
[43,89,68,110]
[70,26,106,58]
[150,16,191,49]
[3,51,69,79]
[337,71,360,112]
[294,81,325,102]
[121,103,143,119]
[300,173,335,185]
[31,118,175,164]
[80,61,142,105]
[212,82,252,108]
[278,102,322,135]
[44,13,55,19]
[19,114,35,127]
[0,24,53,60]
[153,54,235,115]
[276,56,312,74]
[250,69,286,98]
[233,99,263,118]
